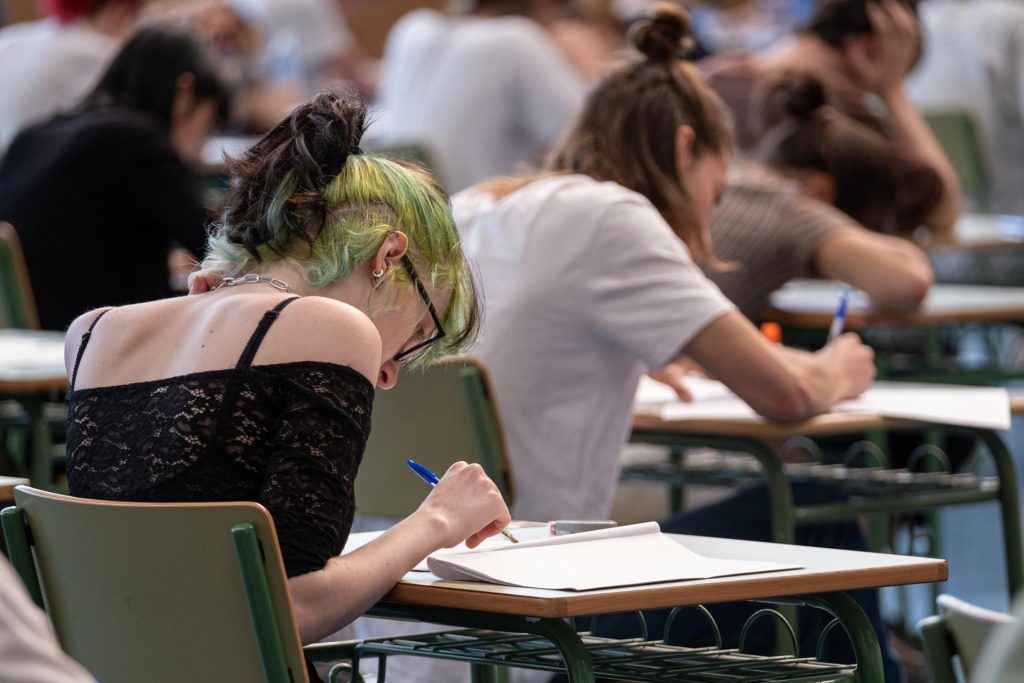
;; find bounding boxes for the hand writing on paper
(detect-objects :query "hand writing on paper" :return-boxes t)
[818,332,876,400]
[186,260,232,294]
[418,461,512,549]
[647,359,708,402]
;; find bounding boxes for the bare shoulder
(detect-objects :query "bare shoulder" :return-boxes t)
[64,307,114,375]
[260,296,382,384]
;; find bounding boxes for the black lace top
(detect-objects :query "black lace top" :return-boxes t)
[65,298,375,578]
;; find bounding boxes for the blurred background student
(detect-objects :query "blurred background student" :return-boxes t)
[369,0,588,192]
[706,72,934,321]
[0,0,143,151]
[699,0,962,238]
[0,26,226,330]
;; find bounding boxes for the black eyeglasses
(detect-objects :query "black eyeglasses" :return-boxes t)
[393,255,446,363]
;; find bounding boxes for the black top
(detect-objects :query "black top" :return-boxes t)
[66,298,375,578]
[0,107,208,331]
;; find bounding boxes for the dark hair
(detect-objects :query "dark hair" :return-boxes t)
[805,0,918,48]
[211,90,481,366]
[546,2,732,258]
[754,72,898,231]
[83,26,228,127]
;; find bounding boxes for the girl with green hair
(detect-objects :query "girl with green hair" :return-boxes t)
[62,90,510,672]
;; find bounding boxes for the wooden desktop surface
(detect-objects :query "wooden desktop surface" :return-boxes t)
[0,330,67,393]
[631,409,923,439]
[763,281,1024,330]
[931,214,1024,252]
[357,533,947,619]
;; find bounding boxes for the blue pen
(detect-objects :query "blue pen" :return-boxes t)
[827,285,852,344]
[406,459,518,543]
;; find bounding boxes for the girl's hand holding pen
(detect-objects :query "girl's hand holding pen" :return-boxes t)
[818,333,876,400]
[416,461,512,549]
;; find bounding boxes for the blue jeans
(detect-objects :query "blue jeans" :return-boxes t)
[583,483,903,683]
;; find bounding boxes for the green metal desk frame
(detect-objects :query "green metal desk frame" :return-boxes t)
[353,590,880,683]
[626,426,1023,598]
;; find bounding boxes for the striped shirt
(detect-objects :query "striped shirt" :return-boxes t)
[704,164,850,320]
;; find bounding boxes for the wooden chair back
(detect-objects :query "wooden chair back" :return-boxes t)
[355,356,514,518]
[0,486,308,683]
[0,223,40,329]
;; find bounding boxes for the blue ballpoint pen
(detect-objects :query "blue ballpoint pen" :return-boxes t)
[406,459,518,543]
[827,285,851,344]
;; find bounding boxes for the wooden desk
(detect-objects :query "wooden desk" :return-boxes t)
[931,214,1024,252]
[0,330,67,487]
[764,280,1024,330]
[350,533,946,682]
[0,475,29,501]
[628,410,1022,598]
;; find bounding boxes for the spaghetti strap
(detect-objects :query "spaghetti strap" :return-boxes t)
[235,297,302,370]
[70,308,112,391]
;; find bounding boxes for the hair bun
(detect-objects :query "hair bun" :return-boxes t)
[290,89,366,180]
[629,2,693,62]
[760,72,829,128]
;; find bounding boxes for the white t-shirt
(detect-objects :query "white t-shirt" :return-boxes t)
[229,0,355,82]
[454,175,735,520]
[0,558,95,683]
[371,10,587,192]
[906,0,1024,214]
[0,18,118,152]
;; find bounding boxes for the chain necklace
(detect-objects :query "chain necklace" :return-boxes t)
[210,273,296,293]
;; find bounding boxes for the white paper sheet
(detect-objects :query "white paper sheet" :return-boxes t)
[644,379,1011,431]
[426,523,800,591]
[0,331,66,377]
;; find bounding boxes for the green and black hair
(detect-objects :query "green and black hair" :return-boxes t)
[207,90,479,366]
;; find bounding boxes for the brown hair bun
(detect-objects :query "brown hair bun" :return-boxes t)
[759,71,829,130]
[628,2,693,62]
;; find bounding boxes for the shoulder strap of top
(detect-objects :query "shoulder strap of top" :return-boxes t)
[235,297,302,370]
[69,308,112,391]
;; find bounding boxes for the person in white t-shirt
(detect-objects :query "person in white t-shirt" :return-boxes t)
[370,0,588,192]
[454,5,901,675]
[455,3,875,524]
[0,557,95,683]
[0,0,141,152]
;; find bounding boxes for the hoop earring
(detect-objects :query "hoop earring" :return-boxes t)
[372,268,386,279]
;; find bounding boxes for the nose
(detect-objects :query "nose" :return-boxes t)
[377,358,401,389]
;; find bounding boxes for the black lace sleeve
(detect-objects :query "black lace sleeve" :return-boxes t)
[258,364,374,577]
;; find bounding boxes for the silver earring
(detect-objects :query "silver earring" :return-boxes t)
[372,267,385,279]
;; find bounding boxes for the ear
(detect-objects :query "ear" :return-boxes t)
[674,125,697,174]
[370,232,410,279]
[801,172,837,205]
[171,72,197,122]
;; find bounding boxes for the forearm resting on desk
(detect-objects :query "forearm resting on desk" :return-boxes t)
[288,462,511,643]
[814,226,934,313]
[681,312,875,421]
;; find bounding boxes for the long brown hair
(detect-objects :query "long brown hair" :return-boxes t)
[543,3,733,258]
[754,72,899,233]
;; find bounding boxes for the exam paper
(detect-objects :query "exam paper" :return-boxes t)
[642,379,1011,431]
[426,522,799,591]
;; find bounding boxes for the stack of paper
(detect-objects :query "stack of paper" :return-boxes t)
[635,378,1011,431]
[426,522,800,591]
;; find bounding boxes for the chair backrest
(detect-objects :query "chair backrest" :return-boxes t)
[919,593,1015,683]
[355,356,514,518]
[0,223,40,329]
[923,111,991,211]
[0,486,308,683]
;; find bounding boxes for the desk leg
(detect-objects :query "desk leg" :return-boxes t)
[977,428,1024,594]
[23,397,53,490]
[802,592,884,683]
